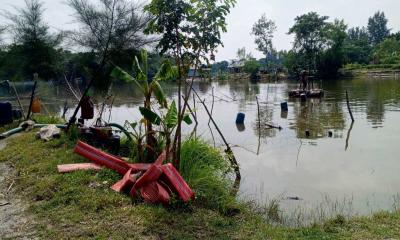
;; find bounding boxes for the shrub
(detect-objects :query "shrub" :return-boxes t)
[31,114,64,124]
[180,138,236,213]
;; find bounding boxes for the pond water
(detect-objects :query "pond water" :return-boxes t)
[2,76,400,225]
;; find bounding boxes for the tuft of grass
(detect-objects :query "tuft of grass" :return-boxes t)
[266,199,282,223]
[180,138,237,213]
[31,114,64,124]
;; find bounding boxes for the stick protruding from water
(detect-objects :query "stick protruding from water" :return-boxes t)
[346,90,354,122]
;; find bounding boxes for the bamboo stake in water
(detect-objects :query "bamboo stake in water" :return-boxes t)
[345,121,354,151]
[346,90,355,122]
[256,96,261,155]
[26,80,37,120]
[11,82,25,117]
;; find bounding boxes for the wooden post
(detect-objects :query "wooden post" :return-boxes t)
[346,90,355,122]
[11,82,25,117]
[26,80,37,120]
[256,96,261,155]
[66,78,94,131]
[345,121,354,151]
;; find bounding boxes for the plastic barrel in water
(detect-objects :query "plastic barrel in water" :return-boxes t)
[300,94,307,102]
[281,102,288,111]
[235,113,245,124]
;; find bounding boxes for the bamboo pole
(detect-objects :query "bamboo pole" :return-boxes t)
[345,121,354,151]
[346,90,355,122]
[191,86,241,196]
[66,78,94,131]
[26,80,37,120]
[11,82,25,117]
[256,96,261,155]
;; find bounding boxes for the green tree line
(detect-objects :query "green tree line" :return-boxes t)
[214,11,399,79]
[284,11,400,78]
[0,1,399,82]
[0,0,164,86]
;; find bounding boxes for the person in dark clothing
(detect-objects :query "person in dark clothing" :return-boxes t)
[300,70,308,91]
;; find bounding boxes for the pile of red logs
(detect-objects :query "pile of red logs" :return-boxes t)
[57,141,194,205]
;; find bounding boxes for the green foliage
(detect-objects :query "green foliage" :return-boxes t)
[373,38,400,64]
[344,27,372,64]
[318,19,347,77]
[150,81,168,108]
[110,66,133,83]
[0,0,63,80]
[165,100,178,129]
[289,12,329,56]
[243,59,261,79]
[145,0,236,73]
[211,61,229,76]
[236,47,254,61]
[67,0,153,88]
[145,0,236,163]
[251,14,277,60]
[111,49,173,109]
[31,114,64,124]
[368,11,390,46]
[139,107,162,126]
[180,138,235,213]
[182,114,193,125]
[287,12,348,77]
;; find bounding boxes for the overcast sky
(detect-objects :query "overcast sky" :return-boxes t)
[1,0,399,61]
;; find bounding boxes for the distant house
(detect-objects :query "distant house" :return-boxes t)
[228,60,246,73]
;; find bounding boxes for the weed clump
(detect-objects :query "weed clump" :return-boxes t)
[180,138,237,213]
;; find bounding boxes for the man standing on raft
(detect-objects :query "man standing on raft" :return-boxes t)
[300,70,308,91]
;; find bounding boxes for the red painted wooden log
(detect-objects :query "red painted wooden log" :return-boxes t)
[140,181,170,205]
[161,163,194,202]
[134,164,163,189]
[154,151,166,165]
[74,141,131,175]
[111,169,141,193]
[57,163,102,173]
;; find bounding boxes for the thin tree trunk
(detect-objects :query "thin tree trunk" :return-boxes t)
[192,86,241,196]
[145,95,156,162]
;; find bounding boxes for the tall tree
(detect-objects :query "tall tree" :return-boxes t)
[318,19,347,76]
[344,27,372,64]
[373,38,400,64]
[145,0,236,165]
[67,0,154,86]
[236,47,252,60]
[391,31,400,41]
[0,26,6,45]
[288,12,329,72]
[287,13,347,77]
[367,11,390,46]
[2,0,63,79]
[251,14,277,65]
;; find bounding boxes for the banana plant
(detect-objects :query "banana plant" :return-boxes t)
[138,100,192,162]
[111,49,178,162]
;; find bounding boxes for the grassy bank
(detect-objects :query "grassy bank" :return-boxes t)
[340,63,400,77]
[1,132,400,239]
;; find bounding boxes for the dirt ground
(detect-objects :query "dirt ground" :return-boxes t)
[0,137,36,239]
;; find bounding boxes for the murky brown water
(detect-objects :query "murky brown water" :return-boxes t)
[2,76,400,223]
